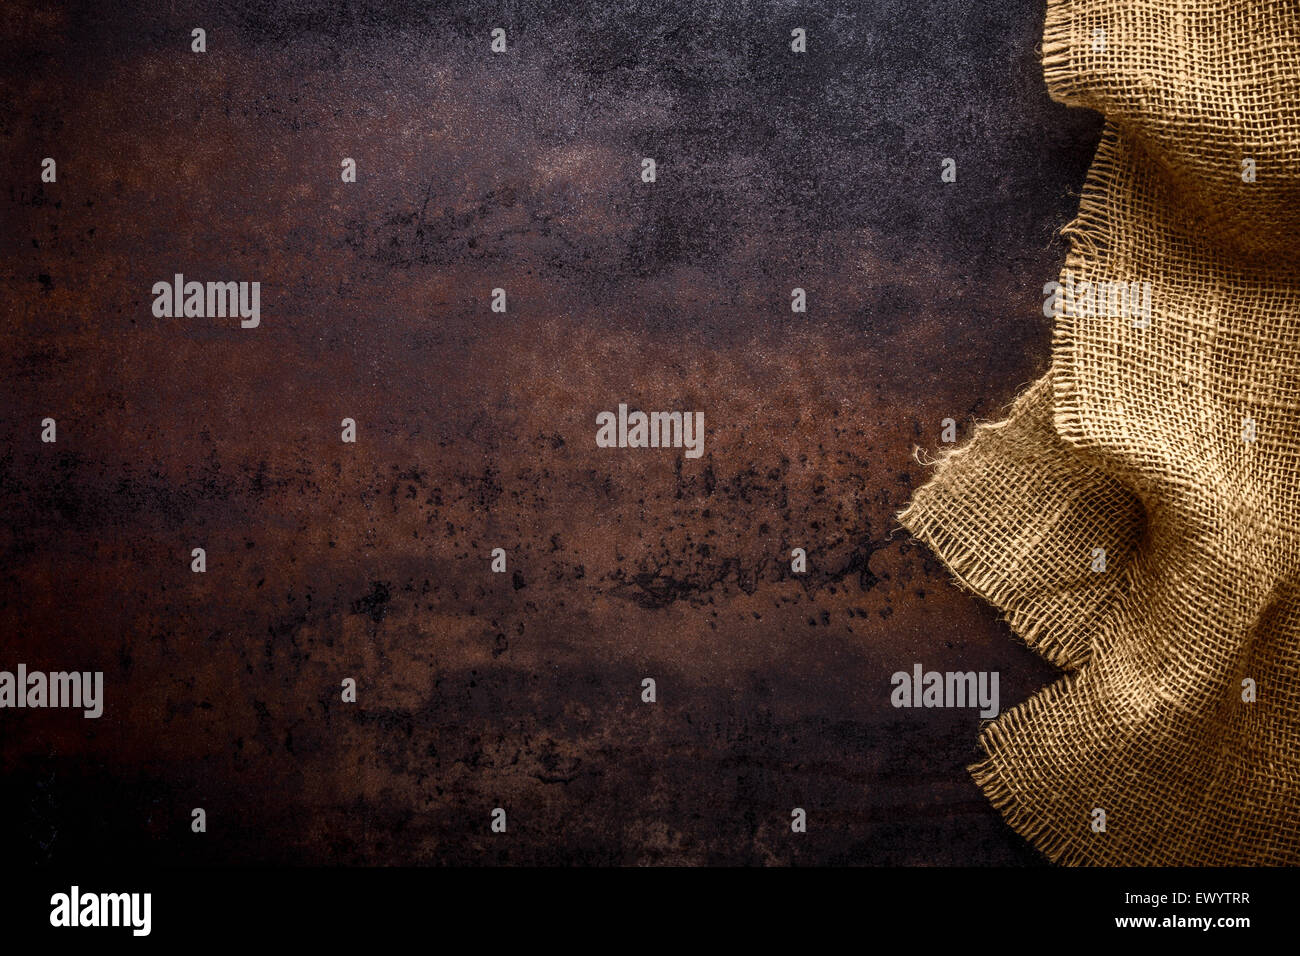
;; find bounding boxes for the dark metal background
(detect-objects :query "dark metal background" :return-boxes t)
[1,0,1101,864]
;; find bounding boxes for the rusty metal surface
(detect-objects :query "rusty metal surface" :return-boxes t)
[0,0,1102,864]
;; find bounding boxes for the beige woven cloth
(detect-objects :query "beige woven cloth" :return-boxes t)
[901,0,1300,865]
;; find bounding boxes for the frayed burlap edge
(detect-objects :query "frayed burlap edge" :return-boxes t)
[897,426,1090,672]
[898,0,1136,865]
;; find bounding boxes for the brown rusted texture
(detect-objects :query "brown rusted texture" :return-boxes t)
[1,0,1101,864]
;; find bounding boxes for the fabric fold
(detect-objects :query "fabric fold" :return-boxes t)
[900,372,1145,671]
[903,0,1300,864]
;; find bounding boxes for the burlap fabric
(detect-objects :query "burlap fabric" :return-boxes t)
[900,0,1300,865]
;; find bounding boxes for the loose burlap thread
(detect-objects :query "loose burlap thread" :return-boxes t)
[901,0,1300,865]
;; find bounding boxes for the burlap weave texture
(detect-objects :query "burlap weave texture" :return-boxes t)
[900,0,1300,864]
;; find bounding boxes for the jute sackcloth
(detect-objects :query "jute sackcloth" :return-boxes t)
[900,0,1300,864]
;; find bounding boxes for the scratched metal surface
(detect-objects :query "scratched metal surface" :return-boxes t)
[0,0,1101,864]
